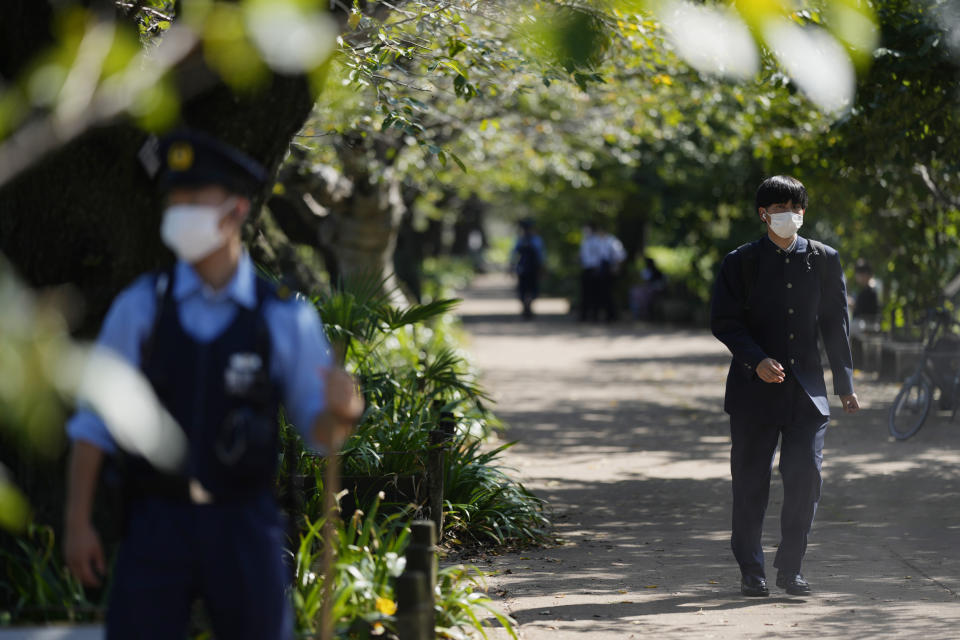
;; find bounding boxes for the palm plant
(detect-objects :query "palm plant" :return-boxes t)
[302,272,549,547]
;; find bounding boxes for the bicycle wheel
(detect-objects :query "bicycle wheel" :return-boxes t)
[889,375,932,440]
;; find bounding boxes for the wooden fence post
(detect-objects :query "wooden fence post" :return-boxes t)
[426,430,446,537]
[395,571,432,640]
[406,520,438,598]
[395,520,437,639]
[426,411,456,538]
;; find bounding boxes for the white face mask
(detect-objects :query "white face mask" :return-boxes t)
[160,198,236,263]
[765,211,803,239]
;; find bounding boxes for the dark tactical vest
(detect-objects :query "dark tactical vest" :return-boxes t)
[124,269,282,503]
[515,237,542,276]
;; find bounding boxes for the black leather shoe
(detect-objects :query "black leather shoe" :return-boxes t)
[740,575,769,597]
[776,571,811,595]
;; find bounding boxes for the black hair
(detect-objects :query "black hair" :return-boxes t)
[854,258,873,275]
[755,175,808,211]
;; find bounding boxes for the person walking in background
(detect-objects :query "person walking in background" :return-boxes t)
[579,222,605,321]
[851,259,880,323]
[62,131,363,639]
[510,218,545,320]
[597,226,627,322]
[579,222,625,322]
[630,256,666,320]
[711,175,859,599]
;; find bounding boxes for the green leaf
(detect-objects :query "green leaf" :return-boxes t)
[450,152,467,173]
[447,37,468,58]
[438,59,468,78]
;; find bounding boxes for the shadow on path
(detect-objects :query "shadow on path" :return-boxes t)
[459,275,960,639]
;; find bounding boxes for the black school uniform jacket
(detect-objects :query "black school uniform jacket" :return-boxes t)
[711,235,855,421]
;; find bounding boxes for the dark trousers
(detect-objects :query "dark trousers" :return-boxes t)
[598,267,617,322]
[580,268,598,320]
[729,380,827,578]
[107,492,292,639]
[580,266,616,321]
[517,272,539,318]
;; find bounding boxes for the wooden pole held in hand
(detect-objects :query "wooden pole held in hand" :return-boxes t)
[319,452,340,640]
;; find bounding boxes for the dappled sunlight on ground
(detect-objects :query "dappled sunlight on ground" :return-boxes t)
[460,275,960,640]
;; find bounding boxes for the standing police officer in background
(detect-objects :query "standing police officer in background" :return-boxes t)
[510,218,545,320]
[579,222,604,321]
[596,226,626,322]
[711,175,859,598]
[63,131,363,638]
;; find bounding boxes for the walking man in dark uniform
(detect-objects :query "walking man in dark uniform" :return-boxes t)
[511,218,545,320]
[63,130,363,638]
[711,175,860,597]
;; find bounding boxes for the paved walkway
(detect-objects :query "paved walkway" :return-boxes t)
[459,274,960,640]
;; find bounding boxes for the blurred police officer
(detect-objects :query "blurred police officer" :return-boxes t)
[579,222,604,321]
[63,130,362,638]
[711,175,859,598]
[510,218,545,320]
[596,226,626,322]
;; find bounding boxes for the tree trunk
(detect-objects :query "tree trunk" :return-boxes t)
[616,192,649,268]
[269,141,409,301]
[451,193,487,256]
[393,207,424,302]
[336,171,405,283]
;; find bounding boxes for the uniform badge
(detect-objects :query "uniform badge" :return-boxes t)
[167,142,194,171]
[225,353,263,395]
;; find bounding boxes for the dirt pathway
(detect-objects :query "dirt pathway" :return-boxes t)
[458,274,960,640]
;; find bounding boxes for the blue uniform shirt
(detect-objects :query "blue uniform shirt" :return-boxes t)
[511,235,545,264]
[66,252,332,454]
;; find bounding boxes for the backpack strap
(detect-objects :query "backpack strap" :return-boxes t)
[140,266,175,365]
[253,274,286,376]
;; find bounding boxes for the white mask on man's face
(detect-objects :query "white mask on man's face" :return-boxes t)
[765,211,803,239]
[160,198,236,263]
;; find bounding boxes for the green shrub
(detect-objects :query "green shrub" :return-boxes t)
[302,275,547,547]
[435,564,517,640]
[291,493,517,639]
[291,494,410,637]
[0,524,104,625]
[443,440,548,546]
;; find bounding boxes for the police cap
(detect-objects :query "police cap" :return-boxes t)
[156,130,267,197]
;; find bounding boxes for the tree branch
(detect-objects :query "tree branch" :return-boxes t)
[0,24,198,188]
[116,2,174,22]
[914,163,960,209]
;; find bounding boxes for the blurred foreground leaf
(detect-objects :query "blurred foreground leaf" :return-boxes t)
[0,256,70,458]
[0,471,31,533]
